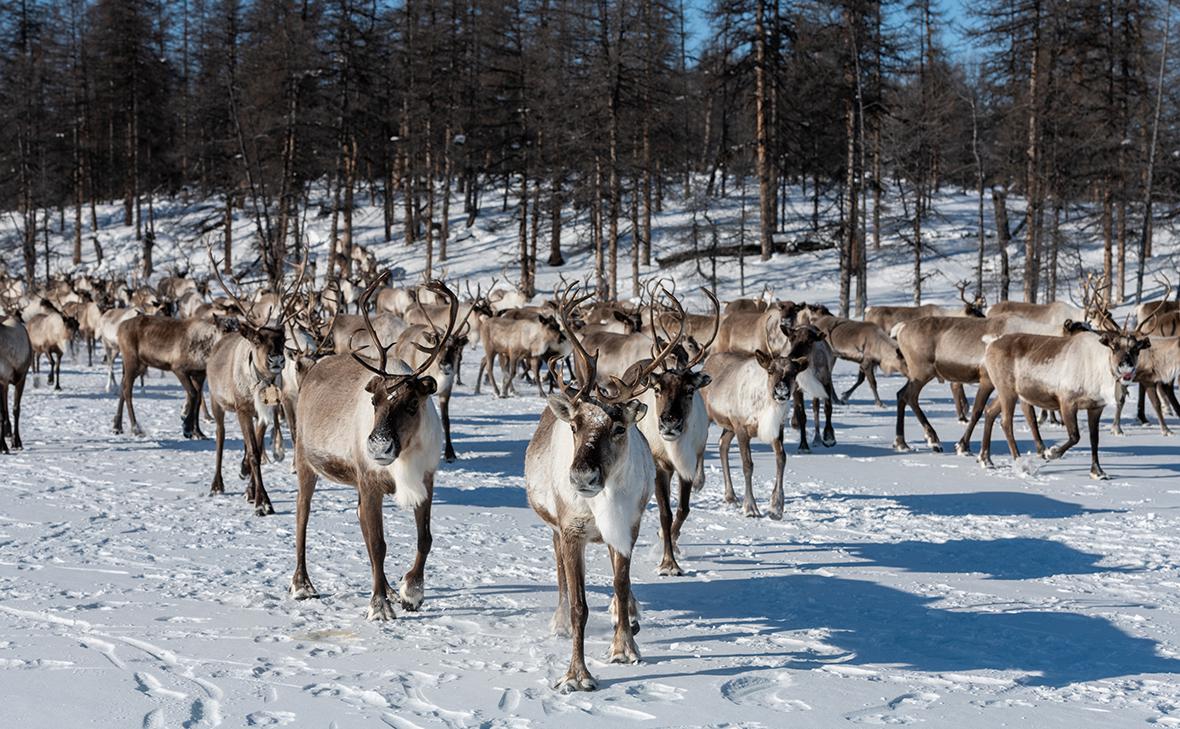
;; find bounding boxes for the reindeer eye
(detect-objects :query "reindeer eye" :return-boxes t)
[612,424,626,437]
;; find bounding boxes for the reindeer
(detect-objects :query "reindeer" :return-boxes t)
[331,313,409,357]
[375,285,417,317]
[204,256,304,516]
[715,301,802,355]
[113,314,226,439]
[289,275,456,621]
[0,315,32,453]
[633,290,718,576]
[477,312,569,397]
[702,347,800,519]
[391,307,474,462]
[785,325,840,452]
[26,304,79,390]
[799,308,907,407]
[977,314,1153,480]
[1113,336,1180,436]
[99,308,141,392]
[526,284,672,692]
[76,296,104,367]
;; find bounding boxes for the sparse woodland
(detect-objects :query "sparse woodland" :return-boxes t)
[0,0,1177,312]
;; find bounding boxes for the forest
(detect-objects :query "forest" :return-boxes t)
[0,0,1177,314]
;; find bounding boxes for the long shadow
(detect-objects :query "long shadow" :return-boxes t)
[803,537,1130,580]
[638,572,1180,687]
[829,491,1114,519]
[433,483,527,509]
[445,435,529,479]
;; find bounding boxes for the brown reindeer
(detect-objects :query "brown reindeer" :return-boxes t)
[290,276,457,621]
[0,314,32,453]
[977,314,1153,480]
[477,312,569,397]
[26,303,79,390]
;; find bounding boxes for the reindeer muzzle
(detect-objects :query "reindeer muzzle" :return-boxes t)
[367,433,400,465]
[267,355,285,374]
[569,469,604,497]
[659,417,684,440]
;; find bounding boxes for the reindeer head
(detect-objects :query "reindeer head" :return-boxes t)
[546,284,683,496]
[353,275,457,466]
[243,324,286,376]
[754,349,802,402]
[957,280,986,317]
[643,291,719,441]
[1094,298,1157,383]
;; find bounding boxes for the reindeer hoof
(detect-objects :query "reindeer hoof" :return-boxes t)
[1046,446,1065,461]
[768,507,784,521]
[254,503,274,517]
[398,578,424,611]
[723,491,737,505]
[1111,426,1125,436]
[367,595,397,621]
[608,640,641,664]
[928,441,943,453]
[555,670,597,693]
[132,427,145,438]
[657,559,683,577]
[822,434,837,447]
[797,444,811,455]
[1091,468,1110,481]
[550,611,572,637]
[978,455,994,469]
[290,579,318,600]
[954,442,972,456]
[892,438,912,453]
[743,501,761,518]
[1163,428,1174,437]
[208,484,224,496]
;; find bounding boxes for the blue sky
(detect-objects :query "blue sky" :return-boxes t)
[682,0,973,63]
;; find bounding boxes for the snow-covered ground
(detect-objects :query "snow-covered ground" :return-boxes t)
[2,185,1180,727]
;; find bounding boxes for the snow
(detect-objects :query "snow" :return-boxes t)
[2,184,1180,727]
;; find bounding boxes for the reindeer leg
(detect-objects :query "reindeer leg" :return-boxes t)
[607,546,640,664]
[768,431,785,520]
[842,367,866,404]
[550,531,571,636]
[191,371,209,438]
[357,483,395,620]
[951,382,968,423]
[1088,407,1108,480]
[737,432,759,518]
[289,449,319,599]
[654,468,681,576]
[956,378,994,455]
[719,429,736,504]
[909,380,942,452]
[237,409,273,515]
[1048,403,1081,461]
[821,395,836,447]
[866,365,885,408]
[11,374,23,450]
[1137,383,1149,424]
[178,372,200,439]
[441,393,456,461]
[1021,399,1046,457]
[979,400,1000,468]
[672,473,694,552]
[1112,386,1128,435]
[53,350,63,391]
[555,535,595,692]
[532,357,545,398]
[794,392,810,453]
[894,381,913,452]
[1162,381,1180,419]
[0,384,8,454]
[998,392,1021,461]
[811,397,821,447]
[474,355,485,395]
[210,404,226,495]
[399,471,434,611]
[1148,384,1172,436]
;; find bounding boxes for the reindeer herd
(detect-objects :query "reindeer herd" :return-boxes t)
[1,257,1179,691]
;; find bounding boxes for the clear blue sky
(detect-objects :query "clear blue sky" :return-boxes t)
[682,0,973,64]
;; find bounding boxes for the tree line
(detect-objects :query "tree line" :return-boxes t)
[0,0,1176,312]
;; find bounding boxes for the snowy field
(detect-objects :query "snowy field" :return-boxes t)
[5,355,1180,727]
[3,186,1180,727]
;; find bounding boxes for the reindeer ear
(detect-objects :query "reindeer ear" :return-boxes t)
[754,349,773,369]
[691,372,712,389]
[792,355,810,367]
[624,400,648,424]
[416,376,437,395]
[1137,337,1152,351]
[364,375,386,394]
[547,393,575,422]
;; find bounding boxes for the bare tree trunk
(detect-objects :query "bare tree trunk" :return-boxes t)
[993,187,1011,301]
[547,179,564,266]
[1102,183,1113,305]
[1023,1,1042,303]
[1135,0,1169,302]
[754,0,772,261]
[223,192,234,275]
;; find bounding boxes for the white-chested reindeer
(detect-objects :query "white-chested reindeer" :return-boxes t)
[290,274,455,621]
[634,290,718,576]
[525,284,679,692]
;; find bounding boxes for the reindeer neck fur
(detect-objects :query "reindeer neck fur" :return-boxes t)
[709,355,790,443]
[527,407,655,556]
[638,387,708,481]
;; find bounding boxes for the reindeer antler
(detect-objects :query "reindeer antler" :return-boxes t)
[556,282,599,403]
[684,289,721,370]
[604,286,686,403]
[1136,272,1174,335]
[206,242,265,328]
